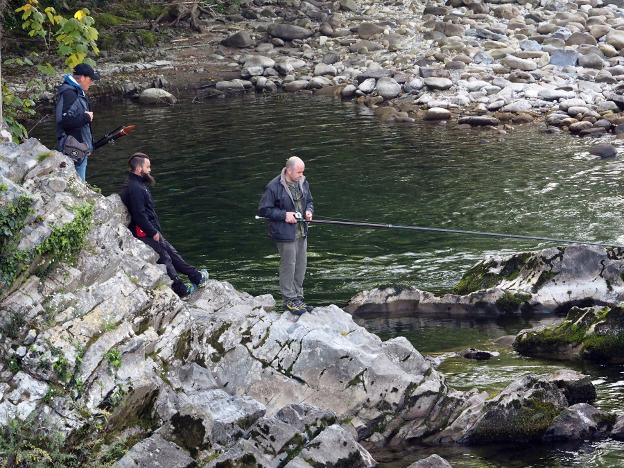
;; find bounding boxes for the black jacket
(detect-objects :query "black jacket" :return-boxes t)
[258,170,314,242]
[120,173,162,238]
[55,76,93,152]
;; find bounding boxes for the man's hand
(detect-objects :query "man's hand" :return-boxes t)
[285,212,298,224]
[153,232,161,242]
[305,210,313,221]
[85,111,94,121]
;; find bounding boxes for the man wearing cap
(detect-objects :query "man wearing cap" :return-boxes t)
[55,63,100,181]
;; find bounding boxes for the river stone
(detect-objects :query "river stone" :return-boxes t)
[268,24,313,40]
[309,77,332,89]
[404,78,424,94]
[458,116,500,126]
[501,100,532,112]
[545,370,596,405]
[578,53,605,69]
[222,31,255,48]
[322,53,340,65]
[137,88,177,105]
[117,434,194,468]
[424,108,451,120]
[589,143,617,158]
[339,0,358,11]
[502,55,537,71]
[520,40,542,51]
[543,404,613,442]
[350,40,384,53]
[358,22,385,39]
[243,55,275,69]
[424,77,453,90]
[462,375,568,444]
[549,49,579,67]
[341,84,357,98]
[356,69,393,82]
[358,78,377,93]
[569,121,594,134]
[612,415,624,440]
[566,32,597,46]
[407,454,452,468]
[567,106,590,116]
[473,51,494,65]
[558,98,586,111]
[606,30,624,50]
[275,61,294,76]
[589,24,610,39]
[538,88,576,101]
[283,80,309,92]
[376,77,402,99]
[314,63,337,76]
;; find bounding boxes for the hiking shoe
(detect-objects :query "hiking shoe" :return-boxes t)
[193,269,209,288]
[285,298,306,315]
[297,297,313,312]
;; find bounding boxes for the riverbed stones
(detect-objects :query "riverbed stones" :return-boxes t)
[407,454,453,468]
[424,107,451,120]
[543,404,614,441]
[424,77,453,90]
[502,56,538,71]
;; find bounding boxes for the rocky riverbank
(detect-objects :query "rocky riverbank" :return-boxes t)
[3,140,624,465]
[8,0,624,143]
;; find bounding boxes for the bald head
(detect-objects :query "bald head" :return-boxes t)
[284,156,305,183]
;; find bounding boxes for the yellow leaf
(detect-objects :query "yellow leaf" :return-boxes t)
[74,9,86,20]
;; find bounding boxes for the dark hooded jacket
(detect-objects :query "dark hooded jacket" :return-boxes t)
[120,173,162,238]
[258,169,314,242]
[55,74,94,152]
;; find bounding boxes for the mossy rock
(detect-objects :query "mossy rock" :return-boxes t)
[454,252,534,295]
[514,305,624,363]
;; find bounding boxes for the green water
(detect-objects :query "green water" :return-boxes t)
[33,93,624,466]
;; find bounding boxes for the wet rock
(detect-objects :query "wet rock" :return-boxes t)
[458,116,500,126]
[222,31,255,48]
[502,56,538,71]
[589,143,617,159]
[462,375,568,444]
[138,88,177,105]
[514,305,624,363]
[424,107,451,121]
[612,414,624,440]
[461,348,496,360]
[314,63,337,76]
[543,403,614,441]
[268,23,314,41]
[283,80,309,92]
[293,424,376,467]
[407,454,452,468]
[546,369,596,405]
[358,78,377,93]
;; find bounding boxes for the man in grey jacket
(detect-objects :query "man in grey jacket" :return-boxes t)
[258,156,314,315]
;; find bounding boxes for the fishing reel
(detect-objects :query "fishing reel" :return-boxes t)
[294,212,303,221]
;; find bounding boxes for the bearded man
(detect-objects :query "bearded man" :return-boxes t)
[120,152,208,297]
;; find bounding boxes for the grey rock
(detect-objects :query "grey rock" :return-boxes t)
[423,77,453,90]
[501,100,532,112]
[358,22,385,40]
[138,88,177,105]
[590,143,617,159]
[407,454,453,468]
[221,31,255,48]
[578,53,605,69]
[502,56,537,71]
[283,80,309,92]
[546,369,597,405]
[297,425,376,467]
[339,0,358,12]
[612,414,624,440]
[268,24,314,41]
[341,84,357,98]
[376,77,402,99]
[115,434,194,468]
[458,116,500,126]
[549,50,579,67]
[543,403,613,441]
[423,108,451,121]
[358,78,377,93]
[314,63,337,76]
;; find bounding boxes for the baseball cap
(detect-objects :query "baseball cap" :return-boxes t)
[73,63,101,81]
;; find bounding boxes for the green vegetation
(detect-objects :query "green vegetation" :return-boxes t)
[105,347,122,370]
[0,416,77,467]
[495,291,532,313]
[0,193,34,291]
[35,202,94,273]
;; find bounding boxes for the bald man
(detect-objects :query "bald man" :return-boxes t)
[258,156,314,315]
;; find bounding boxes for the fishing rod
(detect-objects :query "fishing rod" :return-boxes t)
[254,215,619,248]
[94,125,137,150]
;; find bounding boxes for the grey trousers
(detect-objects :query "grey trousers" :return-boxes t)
[276,237,307,301]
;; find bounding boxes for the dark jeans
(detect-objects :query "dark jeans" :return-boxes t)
[140,235,201,296]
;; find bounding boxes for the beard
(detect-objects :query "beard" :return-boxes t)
[142,173,156,186]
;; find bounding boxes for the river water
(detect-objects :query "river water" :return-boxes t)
[34,93,624,466]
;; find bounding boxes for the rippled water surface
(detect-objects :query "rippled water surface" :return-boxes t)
[34,93,624,467]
